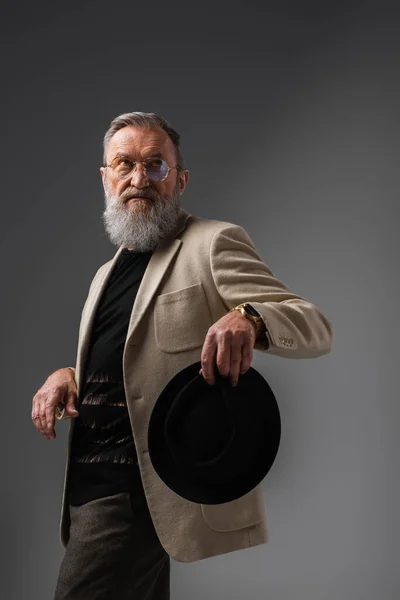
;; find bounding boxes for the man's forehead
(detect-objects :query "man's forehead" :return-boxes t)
[107,125,171,157]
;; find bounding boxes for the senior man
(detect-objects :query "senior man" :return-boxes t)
[32,111,333,600]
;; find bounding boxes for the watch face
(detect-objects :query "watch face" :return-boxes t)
[244,304,260,317]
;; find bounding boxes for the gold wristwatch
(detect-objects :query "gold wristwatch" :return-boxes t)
[229,302,265,335]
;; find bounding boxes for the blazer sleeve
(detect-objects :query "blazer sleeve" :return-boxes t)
[210,224,334,359]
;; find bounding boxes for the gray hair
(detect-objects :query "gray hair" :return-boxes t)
[102,111,185,170]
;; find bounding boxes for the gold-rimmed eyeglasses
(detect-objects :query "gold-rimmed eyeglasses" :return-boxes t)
[104,156,181,182]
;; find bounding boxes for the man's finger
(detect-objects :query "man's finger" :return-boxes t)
[239,340,253,374]
[215,333,232,380]
[31,396,41,431]
[45,401,56,439]
[31,413,41,433]
[65,392,79,416]
[229,340,244,387]
[201,333,217,385]
[37,399,48,439]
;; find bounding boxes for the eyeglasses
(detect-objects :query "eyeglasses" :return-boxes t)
[104,156,180,182]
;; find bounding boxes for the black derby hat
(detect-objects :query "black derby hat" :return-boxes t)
[148,361,281,504]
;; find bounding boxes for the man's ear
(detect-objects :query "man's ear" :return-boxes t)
[100,167,106,191]
[179,169,189,194]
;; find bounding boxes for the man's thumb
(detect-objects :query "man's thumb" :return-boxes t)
[65,394,79,416]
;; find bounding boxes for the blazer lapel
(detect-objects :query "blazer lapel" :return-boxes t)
[125,207,191,344]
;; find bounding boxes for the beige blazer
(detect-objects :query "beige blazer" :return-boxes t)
[59,208,333,562]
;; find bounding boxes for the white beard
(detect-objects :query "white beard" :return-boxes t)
[102,178,182,252]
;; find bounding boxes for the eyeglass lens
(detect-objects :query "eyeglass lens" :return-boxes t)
[112,157,169,181]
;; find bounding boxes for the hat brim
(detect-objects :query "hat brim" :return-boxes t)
[148,362,281,504]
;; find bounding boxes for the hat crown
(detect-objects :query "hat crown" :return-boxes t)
[164,373,237,468]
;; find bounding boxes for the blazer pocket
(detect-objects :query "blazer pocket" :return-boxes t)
[201,487,266,532]
[154,283,212,353]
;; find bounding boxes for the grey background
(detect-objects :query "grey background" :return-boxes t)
[1,1,399,598]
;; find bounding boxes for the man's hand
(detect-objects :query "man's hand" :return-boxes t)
[200,311,257,387]
[31,368,79,440]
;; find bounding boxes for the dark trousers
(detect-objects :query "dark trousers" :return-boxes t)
[53,490,170,600]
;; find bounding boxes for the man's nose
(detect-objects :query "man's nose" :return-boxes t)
[128,163,150,188]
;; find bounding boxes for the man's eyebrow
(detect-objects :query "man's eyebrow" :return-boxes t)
[112,151,164,160]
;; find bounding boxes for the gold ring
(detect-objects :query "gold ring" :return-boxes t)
[55,404,65,420]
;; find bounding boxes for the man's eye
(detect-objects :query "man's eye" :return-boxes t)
[147,159,163,168]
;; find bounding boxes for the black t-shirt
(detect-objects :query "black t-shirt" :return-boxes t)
[67,248,153,505]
